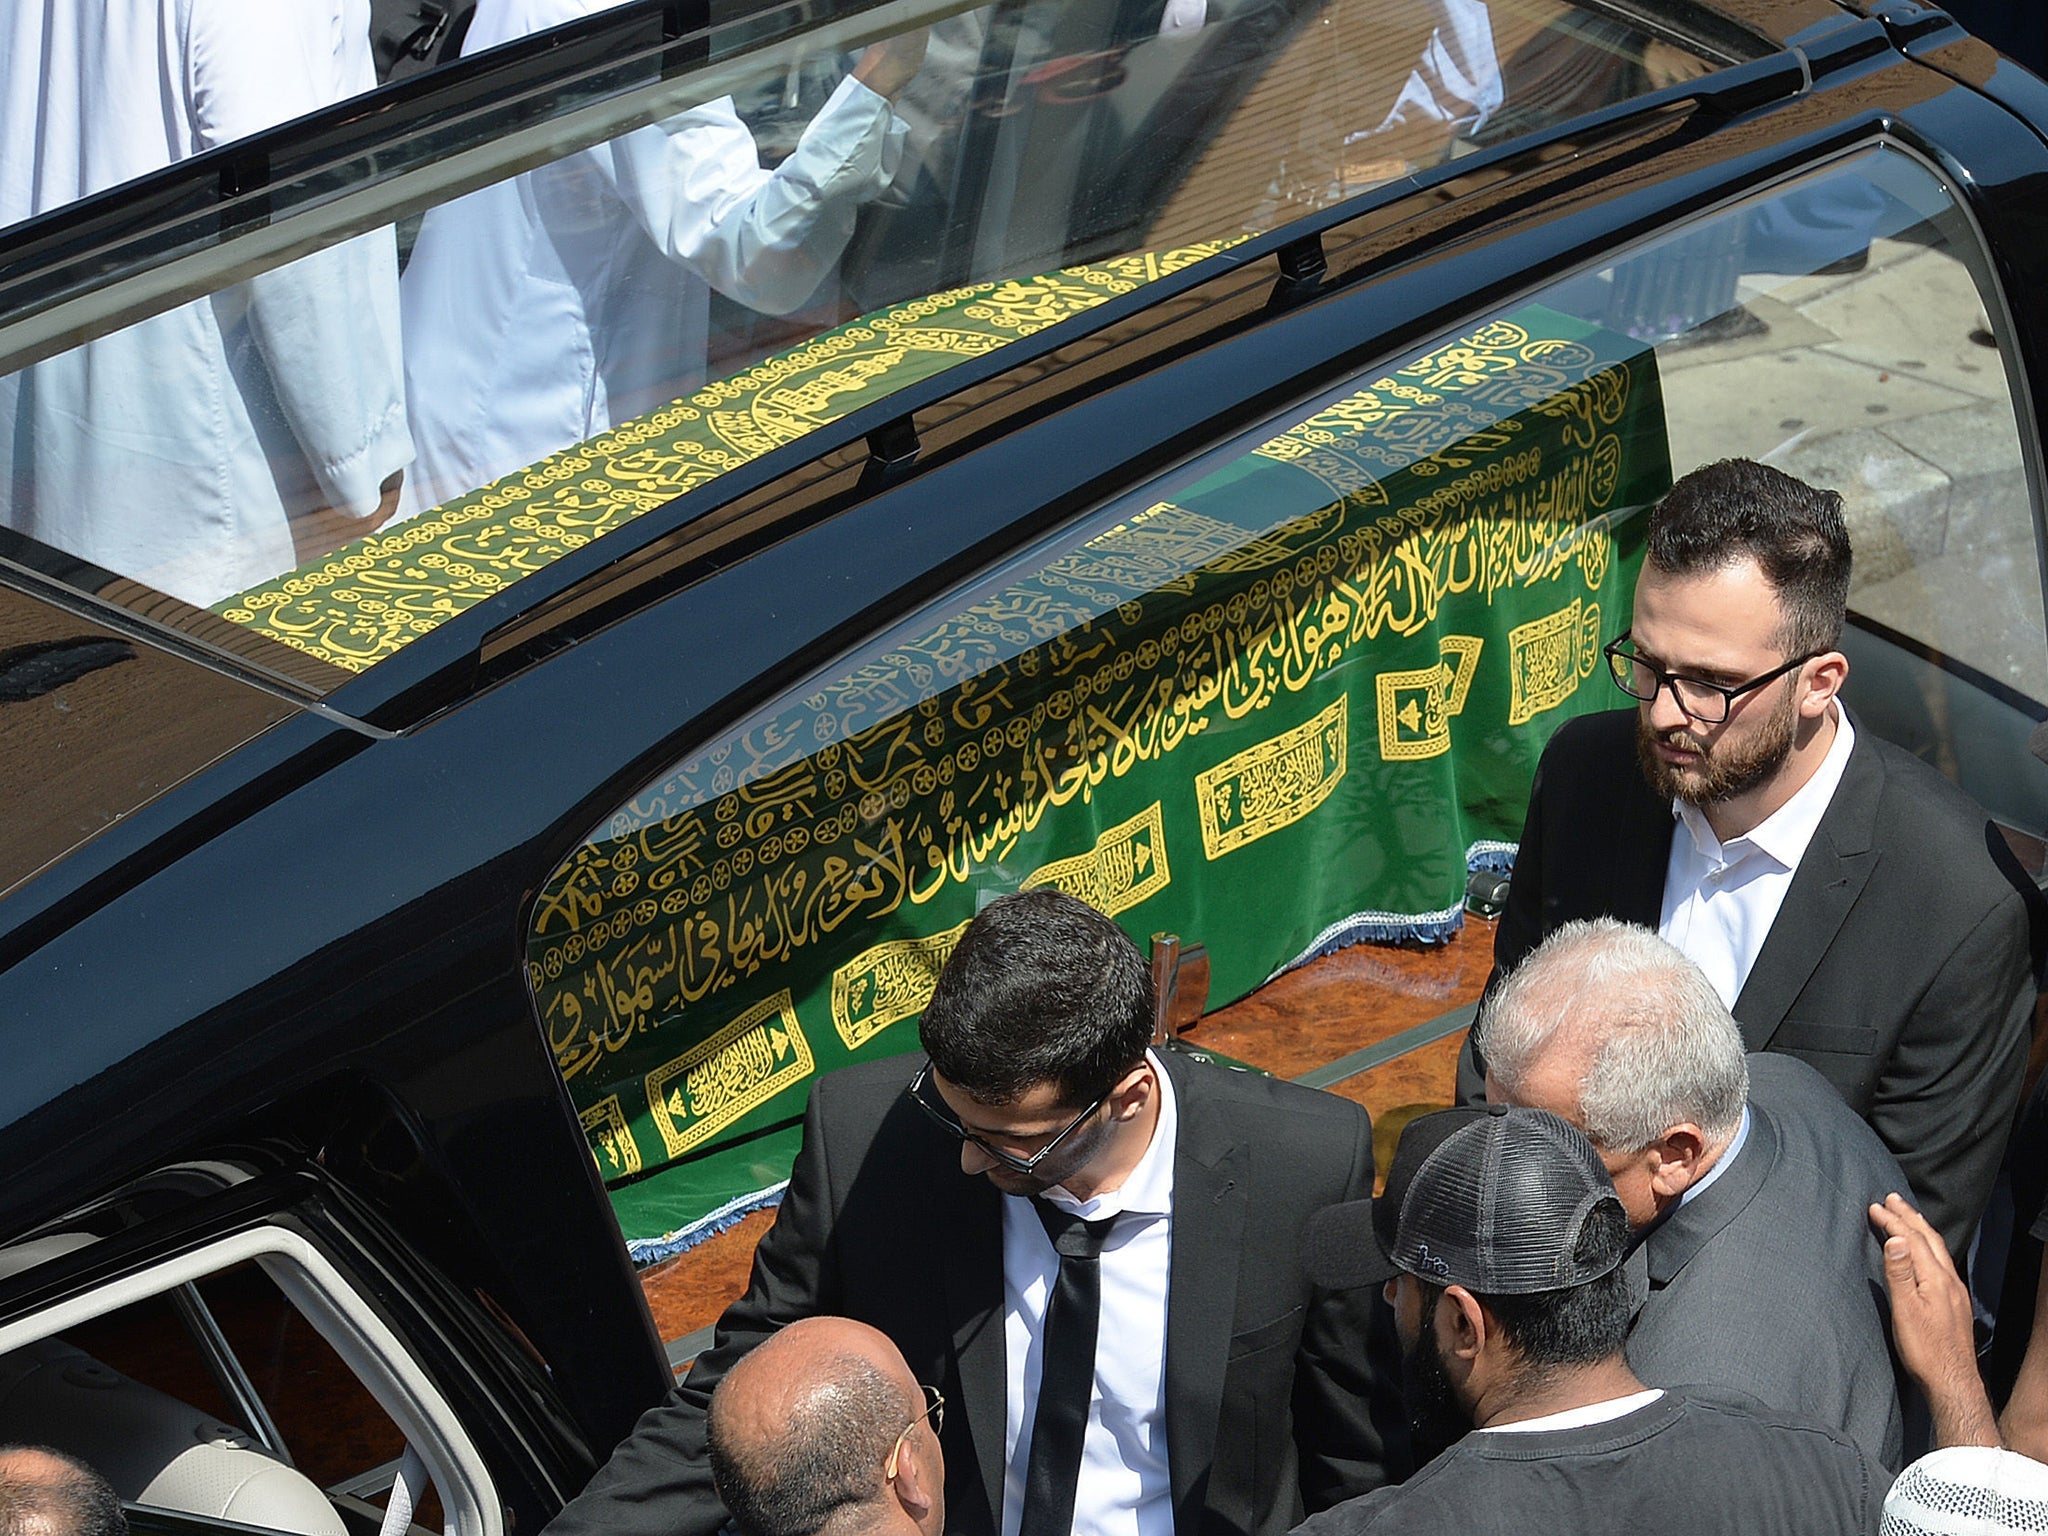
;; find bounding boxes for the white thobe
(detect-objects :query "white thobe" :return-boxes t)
[0,0,413,607]
[396,0,907,515]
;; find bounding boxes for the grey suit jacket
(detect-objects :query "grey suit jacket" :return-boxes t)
[1624,1052,1907,1470]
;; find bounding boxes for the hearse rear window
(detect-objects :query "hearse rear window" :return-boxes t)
[0,0,1742,691]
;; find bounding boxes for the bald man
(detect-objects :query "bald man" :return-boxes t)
[0,1447,126,1536]
[707,1318,943,1536]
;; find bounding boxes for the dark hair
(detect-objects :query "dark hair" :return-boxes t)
[919,889,1152,1107]
[0,1447,127,1536]
[1645,458,1852,654]
[1471,1202,1635,1369]
[708,1354,911,1536]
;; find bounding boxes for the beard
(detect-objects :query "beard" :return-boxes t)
[1635,681,1798,806]
[1401,1300,1472,1458]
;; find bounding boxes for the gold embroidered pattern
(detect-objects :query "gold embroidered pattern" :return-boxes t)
[214,240,1243,672]
[1508,598,1602,726]
[1375,635,1485,761]
[829,920,970,1052]
[645,990,814,1160]
[1021,803,1171,918]
[581,1095,642,1179]
[1194,696,1348,859]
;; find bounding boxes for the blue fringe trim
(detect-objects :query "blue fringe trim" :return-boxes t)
[626,1180,788,1268]
[1268,840,1520,979]
[1468,839,1517,874]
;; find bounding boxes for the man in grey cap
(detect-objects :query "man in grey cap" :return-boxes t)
[1292,1104,1887,1534]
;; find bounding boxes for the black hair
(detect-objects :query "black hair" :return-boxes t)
[918,889,1152,1108]
[708,1354,912,1536]
[1471,1202,1636,1369]
[1645,458,1852,654]
[0,1447,127,1536]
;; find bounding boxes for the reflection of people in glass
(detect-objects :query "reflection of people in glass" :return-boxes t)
[397,0,925,516]
[0,0,413,607]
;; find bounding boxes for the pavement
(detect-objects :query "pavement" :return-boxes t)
[1656,235,2046,702]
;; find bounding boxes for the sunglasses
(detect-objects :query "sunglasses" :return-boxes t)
[906,1059,1110,1176]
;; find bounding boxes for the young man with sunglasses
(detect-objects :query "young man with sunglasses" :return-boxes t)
[1459,456,2034,1257]
[548,889,1402,1536]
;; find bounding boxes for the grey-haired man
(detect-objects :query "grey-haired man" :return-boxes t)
[1481,916,1910,1468]
[1292,1104,1886,1535]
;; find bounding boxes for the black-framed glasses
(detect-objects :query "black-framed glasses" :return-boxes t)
[886,1384,945,1481]
[907,1059,1109,1176]
[1602,630,1818,724]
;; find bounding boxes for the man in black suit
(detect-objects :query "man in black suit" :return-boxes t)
[547,889,1402,1536]
[1461,457,2034,1255]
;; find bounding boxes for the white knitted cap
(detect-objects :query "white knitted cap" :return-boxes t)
[1883,1448,2048,1536]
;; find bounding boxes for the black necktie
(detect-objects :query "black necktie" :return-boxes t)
[1018,1200,1117,1536]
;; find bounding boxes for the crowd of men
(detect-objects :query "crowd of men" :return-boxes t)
[11,464,2048,1528]
[525,458,2048,1536]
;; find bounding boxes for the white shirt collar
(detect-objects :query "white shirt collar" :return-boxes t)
[1041,1047,1177,1221]
[1672,706,1855,870]
[1678,1104,1751,1208]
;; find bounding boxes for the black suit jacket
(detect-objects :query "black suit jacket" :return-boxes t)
[547,1049,1403,1536]
[1460,707,2034,1254]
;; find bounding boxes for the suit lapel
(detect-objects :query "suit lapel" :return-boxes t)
[1642,1100,1778,1284]
[1731,726,1882,1050]
[1161,1056,1245,1535]
[940,1164,1008,1534]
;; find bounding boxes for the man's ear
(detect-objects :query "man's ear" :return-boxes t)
[891,1435,936,1524]
[1799,650,1848,718]
[1106,1061,1156,1124]
[1645,1123,1709,1200]
[1442,1285,1488,1362]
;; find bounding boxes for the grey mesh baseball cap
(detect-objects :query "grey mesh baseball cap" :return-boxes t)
[1303,1104,1629,1293]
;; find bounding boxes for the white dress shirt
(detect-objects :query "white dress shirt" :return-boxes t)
[1658,709,1856,1006]
[397,0,906,515]
[0,0,413,605]
[1001,1050,1177,1536]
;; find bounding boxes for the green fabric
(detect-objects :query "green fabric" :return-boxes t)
[526,303,1670,1255]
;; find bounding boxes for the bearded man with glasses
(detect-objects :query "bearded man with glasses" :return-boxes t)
[1457,456,2034,1258]
[549,889,1403,1536]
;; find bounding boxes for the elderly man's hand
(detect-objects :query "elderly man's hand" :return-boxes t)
[1870,1192,2000,1449]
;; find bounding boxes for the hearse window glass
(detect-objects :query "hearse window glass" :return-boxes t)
[0,1230,494,1536]
[0,0,1736,688]
[1568,147,2048,849]
[531,246,1676,1259]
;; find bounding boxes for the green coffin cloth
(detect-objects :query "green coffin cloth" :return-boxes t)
[526,302,1672,1260]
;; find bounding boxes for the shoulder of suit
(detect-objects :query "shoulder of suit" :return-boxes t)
[1167,1049,1367,1124]
[1859,730,2002,837]
[1541,707,1638,765]
[1853,732,2027,897]
[809,1052,923,1120]
[1742,1052,1905,1183]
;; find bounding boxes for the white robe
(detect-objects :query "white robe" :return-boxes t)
[0,0,414,608]
[397,0,906,515]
